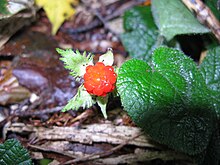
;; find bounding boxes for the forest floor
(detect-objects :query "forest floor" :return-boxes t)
[0,0,196,164]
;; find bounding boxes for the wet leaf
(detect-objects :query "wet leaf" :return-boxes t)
[200,46,220,118]
[151,0,210,40]
[0,69,31,105]
[0,139,32,165]
[8,31,80,108]
[13,51,80,108]
[117,47,217,155]
[121,6,158,62]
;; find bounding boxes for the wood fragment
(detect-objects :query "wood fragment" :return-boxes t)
[62,133,143,164]
[182,0,220,42]
[0,0,37,48]
[7,122,193,164]
[6,122,156,148]
[13,106,64,116]
[93,151,194,165]
[28,144,77,158]
[68,0,146,34]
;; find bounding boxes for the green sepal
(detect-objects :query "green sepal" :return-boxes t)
[96,96,108,119]
[98,48,114,66]
[56,48,94,78]
[62,85,95,112]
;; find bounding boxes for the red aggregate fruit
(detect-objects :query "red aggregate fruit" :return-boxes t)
[83,62,117,96]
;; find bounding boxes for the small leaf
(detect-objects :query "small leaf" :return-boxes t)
[98,48,114,66]
[117,47,217,155]
[120,6,159,62]
[200,46,220,118]
[35,0,77,34]
[62,85,95,112]
[0,139,32,165]
[151,0,210,40]
[56,48,93,78]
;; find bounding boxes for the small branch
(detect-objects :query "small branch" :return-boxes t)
[28,144,77,159]
[13,106,64,117]
[6,123,156,147]
[62,133,143,165]
[68,0,145,34]
[182,0,220,42]
[93,151,194,165]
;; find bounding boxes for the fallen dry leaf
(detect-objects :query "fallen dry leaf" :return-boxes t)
[35,0,78,34]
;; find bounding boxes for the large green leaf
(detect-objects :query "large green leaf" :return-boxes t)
[0,139,32,165]
[198,46,220,164]
[0,0,9,14]
[205,0,220,20]
[120,6,159,62]
[200,127,220,165]
[151,0,210,40]
[116,47,217,155]
[200,46,220,118]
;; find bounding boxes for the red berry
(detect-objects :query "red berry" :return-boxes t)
[83,62,117,96]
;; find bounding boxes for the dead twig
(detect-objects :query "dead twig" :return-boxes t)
[62,133,143,165]
[68,0,145,34]
[182,0,220,42]
[28,144,77,159]
[13,106,64,117]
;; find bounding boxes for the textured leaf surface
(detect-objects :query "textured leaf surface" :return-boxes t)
[151,0,210,40]
[200,46,220,118]
[35,0,77,34]
[0,139,32,165]
[120,6,158,62]
[200,128,220,165]
[57,48,93,78]
[117,47,216,155]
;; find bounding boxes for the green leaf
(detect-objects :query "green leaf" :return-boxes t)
[200,46,220,118]
[151,0,210,40]
[39,158,53,165]
[205,0,220,20]
[56,48,94,78]
[0,0,9,14]
[0,139,32,165]
[120,6,159,62]
[200,127,220,165]
[116,47,217,155]
[200,47,220,93]
[62,85,95,112]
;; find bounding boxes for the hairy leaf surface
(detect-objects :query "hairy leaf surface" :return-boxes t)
[117,47,217,155]
[0,139,32,165]
[121,6,158,62]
